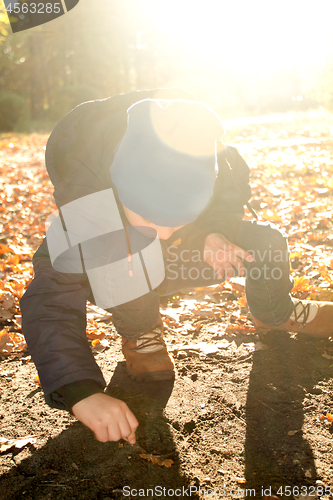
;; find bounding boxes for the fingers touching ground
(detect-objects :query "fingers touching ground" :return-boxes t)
[72,393,139,444]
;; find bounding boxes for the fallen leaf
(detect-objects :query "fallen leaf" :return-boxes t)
[0,292,15,310]
[315,413,333,424]
[0,436,36,455]
[237,296,248,308]
[192,308,221,319]
[230,277,245,294]
[0,331,12,353]
[287,429,301,436]
[255,341,269,351]
[171,341,231,355]
[91,338,109,353]
[263,209,283,222]
[291,276,312,294]
[0,244,13,255]
[139,453,173,467]
[0,330,26,355]
[86,331,106,340]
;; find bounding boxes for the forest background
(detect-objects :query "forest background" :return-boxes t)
[1,0,333,131]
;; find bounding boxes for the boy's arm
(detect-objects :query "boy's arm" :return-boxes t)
[21,240,139,442]
[196,145,251,238]
[177,145,252,251]
[20,239,106,411]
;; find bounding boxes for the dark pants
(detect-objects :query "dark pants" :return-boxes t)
[109,220,294,340]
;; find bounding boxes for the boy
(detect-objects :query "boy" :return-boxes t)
[20,88,333,445]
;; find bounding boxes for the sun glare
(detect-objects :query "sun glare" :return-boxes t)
[140,0,333,71]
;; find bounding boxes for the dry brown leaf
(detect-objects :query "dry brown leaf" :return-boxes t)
[227,324,256,334]
[0,291,15,310]
[0,331,13,353]
[230,278,245,294]
[0,330,26,355]
[192,308,221,319]
[318,265,333,284]
[91,338,109,353]
[139,453,173,467]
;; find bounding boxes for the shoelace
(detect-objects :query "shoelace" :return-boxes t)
[131,327,165,352]
[290,300,310,328]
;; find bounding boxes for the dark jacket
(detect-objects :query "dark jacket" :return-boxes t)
[20,89,251,411]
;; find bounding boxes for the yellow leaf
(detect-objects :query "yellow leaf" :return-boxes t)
[291,277,311,293]
[238,296,247,308]
[262,209,282,222]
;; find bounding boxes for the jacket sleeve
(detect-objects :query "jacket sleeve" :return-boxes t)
[20,239,106,411]
[179,145,252,251]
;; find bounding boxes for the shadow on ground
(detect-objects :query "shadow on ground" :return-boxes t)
[245,331,330,496]
[0,362,199,500]
[0,332,332,500]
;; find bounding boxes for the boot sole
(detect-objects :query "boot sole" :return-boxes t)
[256,326,331,340]
[126,367,175,382]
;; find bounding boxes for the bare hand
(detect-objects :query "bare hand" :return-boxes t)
[72,393,138,444]
[204,233,253,280]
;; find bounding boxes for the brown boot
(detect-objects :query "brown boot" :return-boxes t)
[122,319,175,381]
[253,299,333,339]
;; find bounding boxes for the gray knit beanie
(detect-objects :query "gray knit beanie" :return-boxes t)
[110,98,224,227]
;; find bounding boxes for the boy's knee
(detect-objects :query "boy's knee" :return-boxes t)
[254,221,288,253]
[238,221,289,266]
[265,224,288,251]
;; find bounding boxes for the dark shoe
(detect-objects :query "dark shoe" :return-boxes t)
[122,319,175,381]
[253,299,333,339]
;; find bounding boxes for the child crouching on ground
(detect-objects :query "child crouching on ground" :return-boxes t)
[21,88,333,444]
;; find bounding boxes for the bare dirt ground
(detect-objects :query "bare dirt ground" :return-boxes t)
[0,111,333,500]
